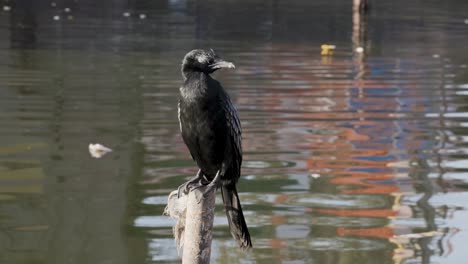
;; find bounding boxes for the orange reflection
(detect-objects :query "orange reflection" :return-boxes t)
[237,42,428,264]
[330,173,399,194]
[312,208,397,218]
[337,226,394,239]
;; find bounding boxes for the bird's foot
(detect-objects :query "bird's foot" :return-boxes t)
[201,183,217,199]
[196,170,222,203]
[186,182,217,204]
[177,174,208,198]
[179,169,223,203]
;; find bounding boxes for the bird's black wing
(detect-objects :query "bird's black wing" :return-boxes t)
[222,93,242,182]
[220,92,252,249]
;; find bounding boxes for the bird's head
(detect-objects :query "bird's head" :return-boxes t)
[181,49,235,78]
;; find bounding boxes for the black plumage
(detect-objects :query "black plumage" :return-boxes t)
[177,49,252,249]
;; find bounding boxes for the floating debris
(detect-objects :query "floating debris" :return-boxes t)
[432,54,440,58]
[355,46,364,53]
[67,15,74,20]
[3,5,11,11]
[310,173,321,179]
[321,44,336,56]
[139,14,147,19]
[392,230,443,242]
[89,143,113,158]
[64,7,71,13]
[53,15,60,21]
[123,12,130,17]
[51,2,57,7]
[464,19,468,24]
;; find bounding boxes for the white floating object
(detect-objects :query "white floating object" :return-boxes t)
[355,47,364,53]
[51,2,57,7]
[64,7,71,13]
[393,230,442,240]
[310,173,321,179]
[123,12,130,17]
[53,15,60,21]
[432,54,440,58]
[89,143,113,158]
[464,19,468,24]
[139,14,146,19]
[3,5,11,11]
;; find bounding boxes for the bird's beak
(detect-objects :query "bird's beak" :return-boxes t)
[209,60,235,70]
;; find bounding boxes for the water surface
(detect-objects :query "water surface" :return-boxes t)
[1,0,468,263]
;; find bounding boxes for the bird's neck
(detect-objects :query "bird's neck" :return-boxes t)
[182,69,209,81]
[180,71,212,101]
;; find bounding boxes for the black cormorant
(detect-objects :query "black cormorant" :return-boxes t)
[177,49,252,249]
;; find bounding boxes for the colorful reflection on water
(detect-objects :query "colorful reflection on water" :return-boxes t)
[0,0,468,263]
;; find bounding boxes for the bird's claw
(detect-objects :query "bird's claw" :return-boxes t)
[177,181,200,198]
[193,183,217,203]
[177,169,219,203]
[177,175,209,199]
[179,183,212,203]
[177,183,188,199]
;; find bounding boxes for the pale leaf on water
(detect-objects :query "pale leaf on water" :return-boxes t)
[88,143,113,158]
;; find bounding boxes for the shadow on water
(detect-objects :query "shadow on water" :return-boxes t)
[1,0,468,263]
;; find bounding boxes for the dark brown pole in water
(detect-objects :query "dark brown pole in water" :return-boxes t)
[352,0,369,55]
[353,0,368,14]
[352,0,369,85]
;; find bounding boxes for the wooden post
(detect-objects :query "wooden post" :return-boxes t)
[182,187,216,264]
[165,186,216,264]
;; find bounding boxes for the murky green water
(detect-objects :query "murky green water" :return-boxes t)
[1,0,468,263]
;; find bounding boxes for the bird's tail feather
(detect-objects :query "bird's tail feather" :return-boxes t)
[221,185,252,249]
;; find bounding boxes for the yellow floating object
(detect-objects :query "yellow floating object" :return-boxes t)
[321,44,336,55]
